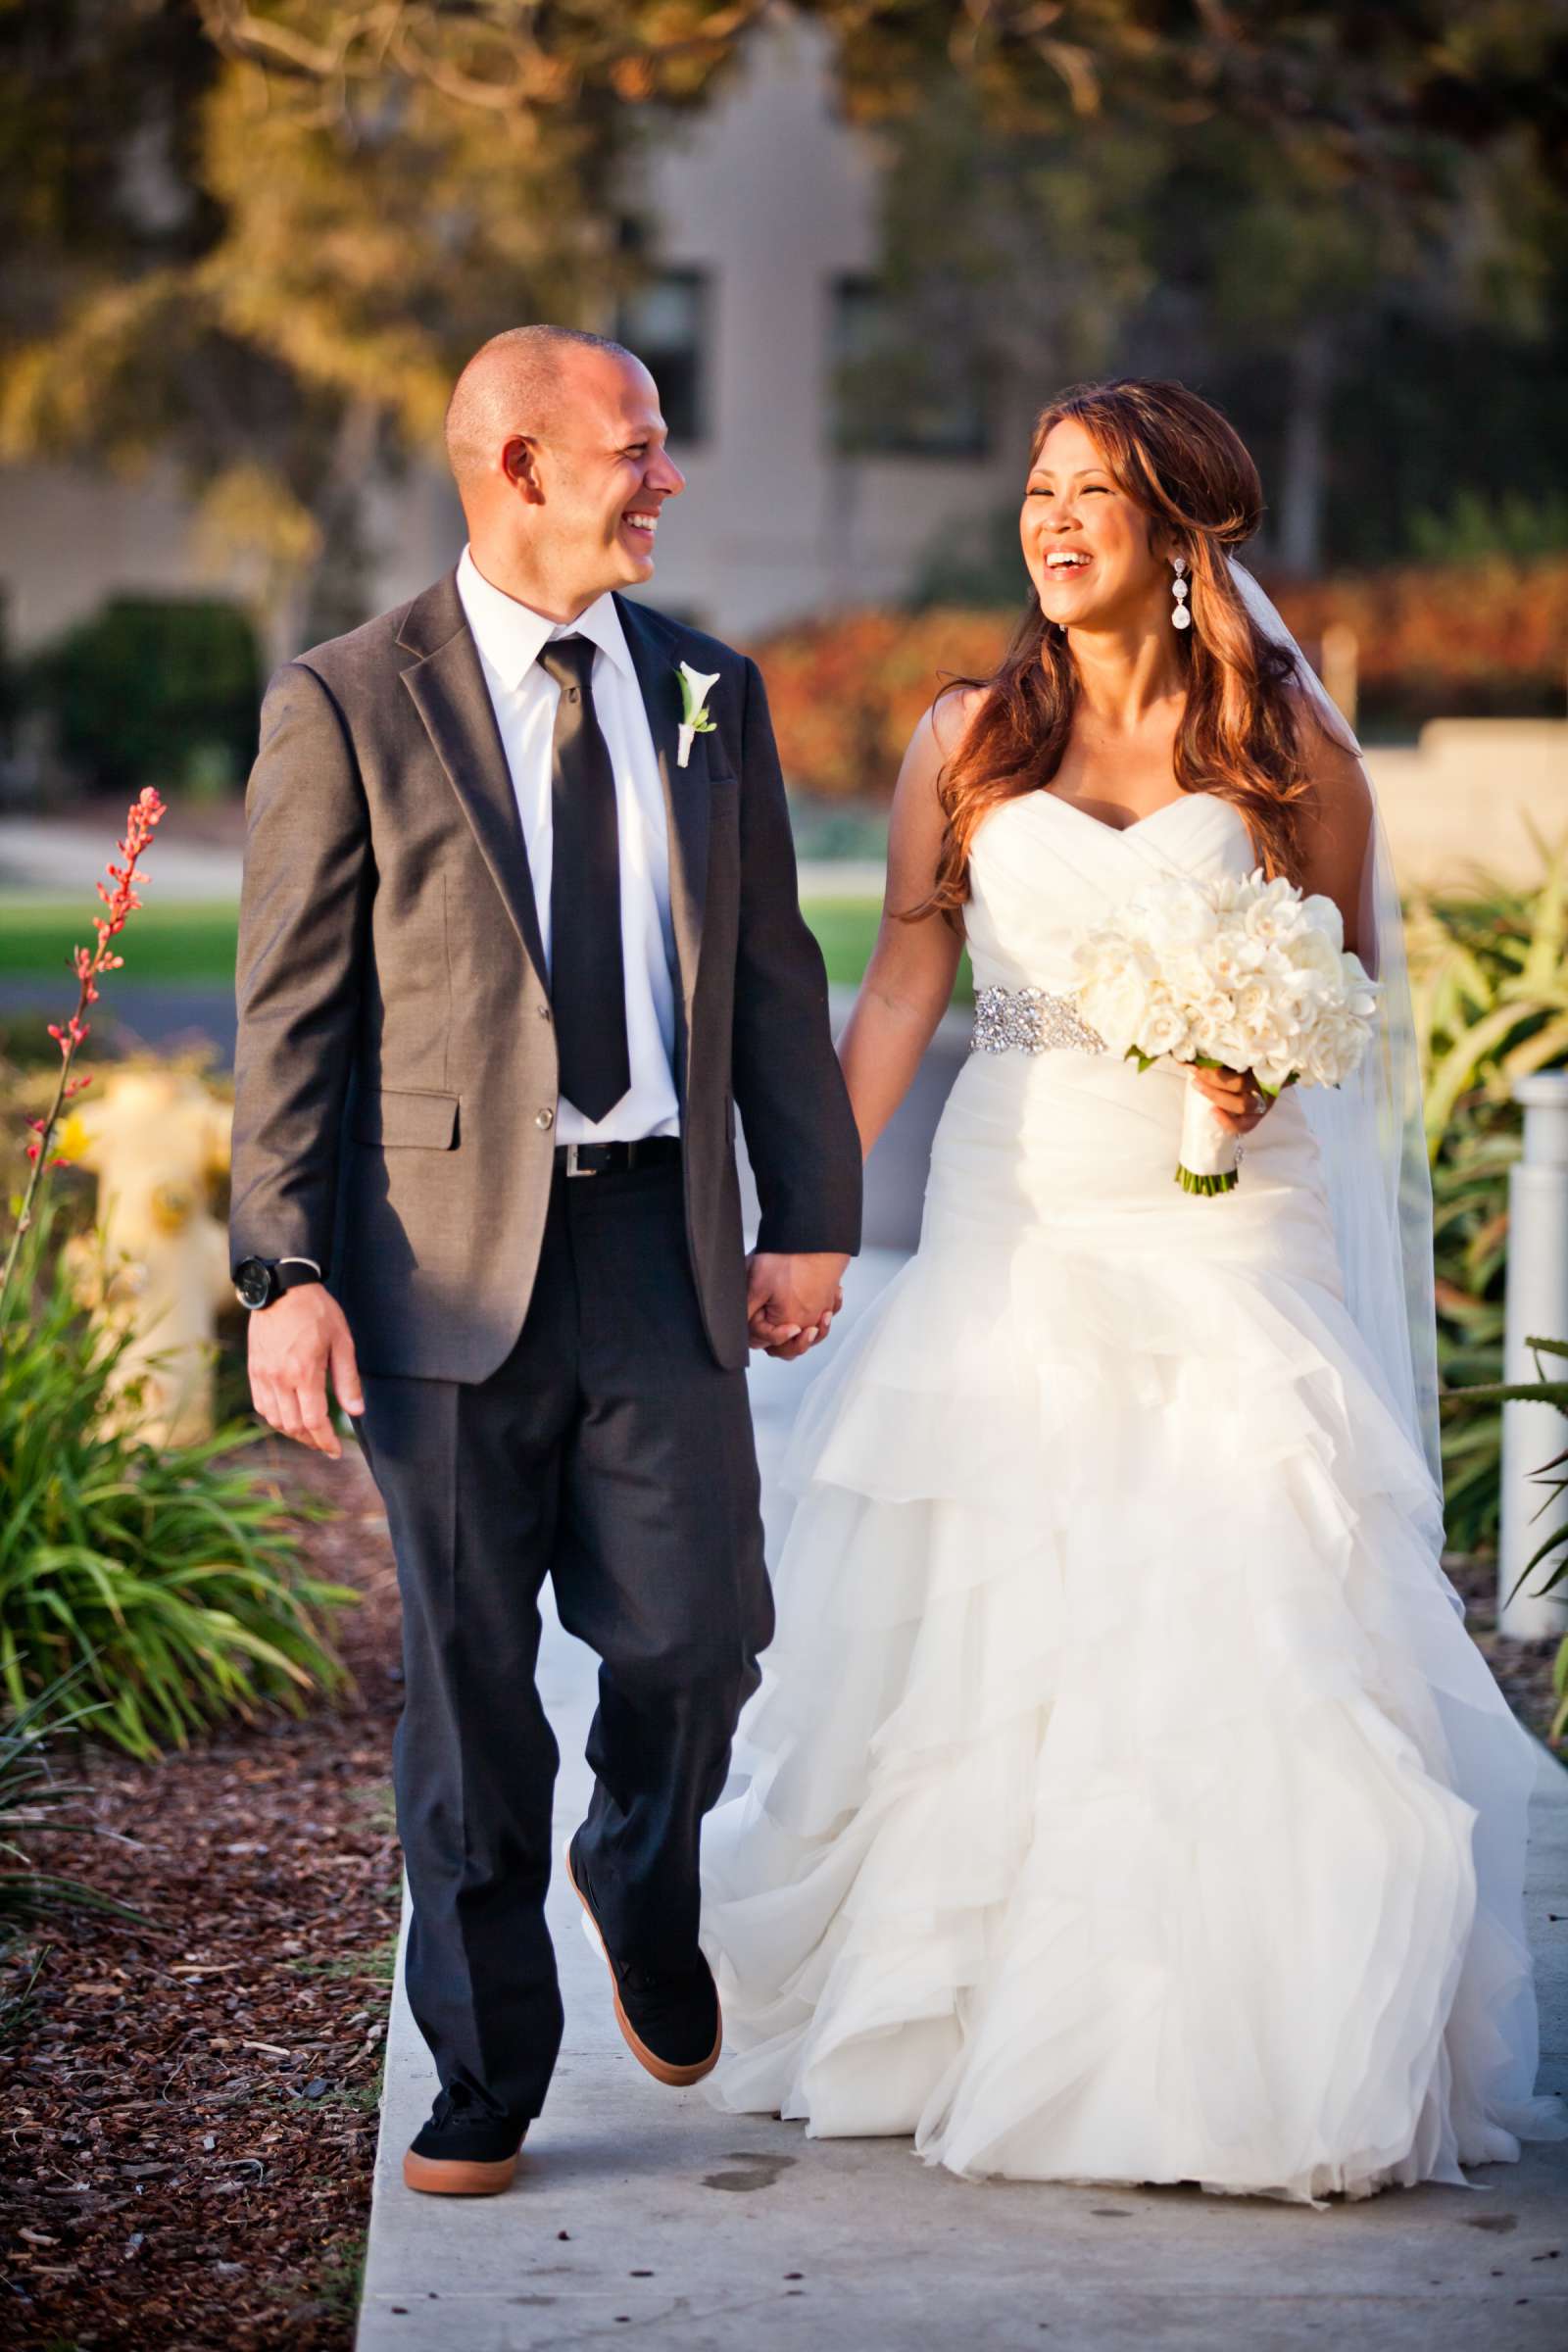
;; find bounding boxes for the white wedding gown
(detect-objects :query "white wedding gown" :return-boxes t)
[700,786,1564,2203]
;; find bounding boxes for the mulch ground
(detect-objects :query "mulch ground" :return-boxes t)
[0,1439,404,2352]
[0,1425,1560,2352]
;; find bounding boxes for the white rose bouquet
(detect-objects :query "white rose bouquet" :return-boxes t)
[1071,867,1379,1196]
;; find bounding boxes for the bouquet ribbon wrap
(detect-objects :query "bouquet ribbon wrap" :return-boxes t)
[1178,1076,1241,1196]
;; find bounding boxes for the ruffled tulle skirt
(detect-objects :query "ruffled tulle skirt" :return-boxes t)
[700,1049,1565,2202]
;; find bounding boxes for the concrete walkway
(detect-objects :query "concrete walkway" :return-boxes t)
[356,1252,1568,2352]
[0,816,882,907]
[0,813,245,899]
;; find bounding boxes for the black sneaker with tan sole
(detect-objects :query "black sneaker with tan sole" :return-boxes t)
[403,2084,527,2196]
[566,1833,722,2087]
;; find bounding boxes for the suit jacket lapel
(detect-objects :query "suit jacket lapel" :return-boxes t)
[615,594,710,1025]
[397,573,550,998]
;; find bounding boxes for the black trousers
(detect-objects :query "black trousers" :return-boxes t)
[357,1155,770,2123]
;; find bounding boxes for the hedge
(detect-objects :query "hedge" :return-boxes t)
[750,560,1568,802]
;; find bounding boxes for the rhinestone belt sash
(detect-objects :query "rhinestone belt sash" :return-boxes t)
[970,985,1106,1056]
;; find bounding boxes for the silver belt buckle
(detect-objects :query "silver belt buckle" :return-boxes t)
[564,1143,598,1178]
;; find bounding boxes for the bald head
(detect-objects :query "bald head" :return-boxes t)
[444,325,639,491]
[444,323,683,616]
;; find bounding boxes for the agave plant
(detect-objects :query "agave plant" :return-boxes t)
[1408,831,1568,1148]
[1446,1336,1568,1744]
[1409,836,1568,1551]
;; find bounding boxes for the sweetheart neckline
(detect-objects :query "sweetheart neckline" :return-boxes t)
[1032,787,1228,840]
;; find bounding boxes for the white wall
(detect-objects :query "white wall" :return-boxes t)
[628,13,1020,635]
[0,462,261,651]
[1367,721,1568,895]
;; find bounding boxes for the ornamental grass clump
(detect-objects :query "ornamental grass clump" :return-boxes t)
[0,1197,355,1756]
[1,793,358,1756]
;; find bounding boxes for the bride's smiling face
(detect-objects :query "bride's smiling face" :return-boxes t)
[1021,417,1170,633]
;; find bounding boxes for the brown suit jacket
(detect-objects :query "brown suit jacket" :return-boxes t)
[229,571,862,1380]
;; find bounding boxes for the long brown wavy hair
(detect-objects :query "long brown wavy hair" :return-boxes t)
[913,379,1314,921]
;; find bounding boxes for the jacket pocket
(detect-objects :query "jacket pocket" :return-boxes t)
[352,1088,460,1149]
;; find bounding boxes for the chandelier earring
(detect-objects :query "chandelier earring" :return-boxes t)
[1171,555,1192,631]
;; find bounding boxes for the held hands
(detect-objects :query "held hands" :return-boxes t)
[1189,1064,1274,1136]
[247,1283,366,1459]
[747,1251,850,1362]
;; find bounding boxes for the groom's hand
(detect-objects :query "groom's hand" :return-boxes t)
[247,1283,366,1460]
[747,1251,849,1361]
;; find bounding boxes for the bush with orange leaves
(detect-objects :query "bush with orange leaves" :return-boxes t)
[751,561,1568,802]
[1271,560,1568,698]
[750,609,1013,804]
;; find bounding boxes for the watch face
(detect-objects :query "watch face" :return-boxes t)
[235,1258,272,1309]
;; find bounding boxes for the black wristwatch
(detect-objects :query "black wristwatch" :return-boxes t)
[233,1255,322,1311]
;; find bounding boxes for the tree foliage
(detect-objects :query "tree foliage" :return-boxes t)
[3,2,1564,625]
[845,16,1568,575]
[0,1,637,635]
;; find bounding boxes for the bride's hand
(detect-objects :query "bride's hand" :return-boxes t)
[746,1251,848,1359]
[1190,1064,1272,1135]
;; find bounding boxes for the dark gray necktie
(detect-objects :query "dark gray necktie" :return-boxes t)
[537,636,631,1123]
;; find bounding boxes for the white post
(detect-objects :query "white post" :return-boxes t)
[1319,621,1358,733]
[1498,1070,1568,1639]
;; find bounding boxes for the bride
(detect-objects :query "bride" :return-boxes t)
[699,377,1564,2203]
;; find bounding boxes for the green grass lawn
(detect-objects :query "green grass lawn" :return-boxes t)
[0,893,972,1003]
[0,899,240,984]
[806,898,973,1004]
[803,899,881,989]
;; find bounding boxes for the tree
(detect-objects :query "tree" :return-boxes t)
[825,1,1568,575]
[4,1,1564,635]
[851,29,1568,583]
[0,2,647,647]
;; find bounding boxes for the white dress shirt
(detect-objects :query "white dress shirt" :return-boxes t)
[456,545,680,1144]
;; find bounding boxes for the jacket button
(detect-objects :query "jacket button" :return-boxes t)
[536,1106,555,1130]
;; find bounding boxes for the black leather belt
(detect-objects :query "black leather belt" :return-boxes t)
[554,1137,682,1178]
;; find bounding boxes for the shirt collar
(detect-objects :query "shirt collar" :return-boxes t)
[456,546,635,693]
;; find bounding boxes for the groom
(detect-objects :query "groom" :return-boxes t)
[228,325,860,2195]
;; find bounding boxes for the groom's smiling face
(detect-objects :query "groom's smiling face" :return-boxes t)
[526,348,686,601]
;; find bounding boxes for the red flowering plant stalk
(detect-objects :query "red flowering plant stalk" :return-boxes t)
[0,786,168,1327]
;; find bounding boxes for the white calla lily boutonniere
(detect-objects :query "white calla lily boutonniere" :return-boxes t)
[676,662,720,769]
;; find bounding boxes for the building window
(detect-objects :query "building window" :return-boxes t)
[829,275,992,462]
[615,270,710,447]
